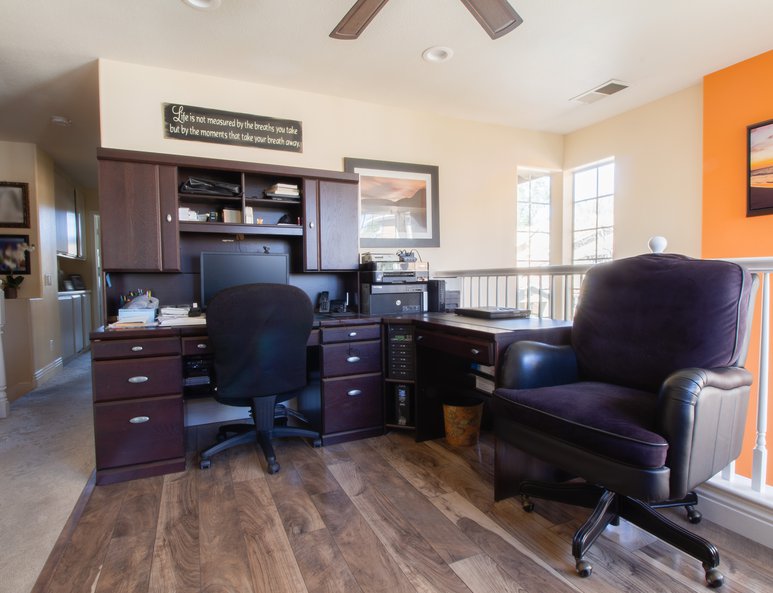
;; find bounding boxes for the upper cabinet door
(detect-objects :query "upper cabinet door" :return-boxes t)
[55,170,83,258]
[99,160,180,272]
[318,180,359,271]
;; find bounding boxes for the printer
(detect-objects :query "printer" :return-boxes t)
[359,257,429,315]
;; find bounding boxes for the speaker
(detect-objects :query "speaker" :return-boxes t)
[428,279,446,312]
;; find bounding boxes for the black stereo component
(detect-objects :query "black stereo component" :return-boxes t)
[395,383,411,426]
[387,324,415,380]
[428,279,446,312]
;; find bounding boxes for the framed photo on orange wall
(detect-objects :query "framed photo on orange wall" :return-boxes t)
[747,118,773,216]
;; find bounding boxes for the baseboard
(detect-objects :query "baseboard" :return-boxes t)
[696,479,773,549]
[34,357,63,384]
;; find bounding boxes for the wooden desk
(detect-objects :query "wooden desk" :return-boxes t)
[89,313,570,484]
[383,313,571,441]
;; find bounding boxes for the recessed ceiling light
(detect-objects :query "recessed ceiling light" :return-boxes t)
[181,0,222,10]
[50,115,72,127]
[422,46,454,64]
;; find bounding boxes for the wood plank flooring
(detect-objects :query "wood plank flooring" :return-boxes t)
[32,428,772,593]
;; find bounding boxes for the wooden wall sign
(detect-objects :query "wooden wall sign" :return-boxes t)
[163,103,302,153]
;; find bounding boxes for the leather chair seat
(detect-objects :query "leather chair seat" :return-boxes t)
[495,381,668,468]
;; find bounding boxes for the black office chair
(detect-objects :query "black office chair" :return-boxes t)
[199,283,321,474]
[492,253,757,588]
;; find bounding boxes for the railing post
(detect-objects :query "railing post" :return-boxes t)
[752,271,769,492]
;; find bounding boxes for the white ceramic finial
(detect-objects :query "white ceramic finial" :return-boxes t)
[648,236,667,253]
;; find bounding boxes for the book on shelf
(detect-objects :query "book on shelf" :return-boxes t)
[265,183,300,198]
[244,206,254,224]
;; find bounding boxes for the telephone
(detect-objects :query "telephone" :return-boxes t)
[317,291,330,313]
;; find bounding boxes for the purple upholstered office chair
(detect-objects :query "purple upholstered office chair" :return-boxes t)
[493,253,757,588]
[199,283,320,474]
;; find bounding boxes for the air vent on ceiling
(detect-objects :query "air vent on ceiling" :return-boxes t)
[571,80,629,104]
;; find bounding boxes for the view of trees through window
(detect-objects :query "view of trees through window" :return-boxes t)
[516,170,551,267]
[572,161,614,264]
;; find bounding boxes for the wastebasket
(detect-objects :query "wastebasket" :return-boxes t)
[443,397,484,446]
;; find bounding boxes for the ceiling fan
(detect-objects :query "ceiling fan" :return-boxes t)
[330,0,523,40]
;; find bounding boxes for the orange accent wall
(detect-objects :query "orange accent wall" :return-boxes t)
[703,50,773,483]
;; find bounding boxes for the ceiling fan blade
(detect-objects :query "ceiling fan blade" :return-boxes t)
[330,0,391,40]
[459,0,523,39]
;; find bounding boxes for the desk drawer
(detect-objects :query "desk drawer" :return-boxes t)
[322,340,381,377]
[323,373,383,433]
[93,356,182,401]
[415,330,494,365]
[92,336,181,360]
[321,324,381,344]
[182,336,213,356]
[94,395,184,470]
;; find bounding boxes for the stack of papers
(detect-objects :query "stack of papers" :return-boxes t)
[158,315,206,326]
[265,183,300,199]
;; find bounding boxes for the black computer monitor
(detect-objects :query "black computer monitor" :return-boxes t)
[200,251,289,309]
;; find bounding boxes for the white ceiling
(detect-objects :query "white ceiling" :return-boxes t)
[1,0,772,188]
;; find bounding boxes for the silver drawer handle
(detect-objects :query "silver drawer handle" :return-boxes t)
[346,356,361,363]
[470,348,480,355]
[129,416,150,424]
[128,376,149,384]
[416,335,424,341]
[348,331,358,337]
[347,389,362,397]
[131,346,143,352]
[197,343,207,349]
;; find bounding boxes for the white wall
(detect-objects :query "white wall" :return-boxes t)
[563,85,703,259]
[99,59,564,272]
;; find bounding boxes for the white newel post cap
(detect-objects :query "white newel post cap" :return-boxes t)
[648,236,667,254]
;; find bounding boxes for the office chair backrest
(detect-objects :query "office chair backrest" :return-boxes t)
[572,254,754,392]
[206,283,314,402]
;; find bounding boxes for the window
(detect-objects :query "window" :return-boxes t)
[572,160,614,264]
[516,170,551,267]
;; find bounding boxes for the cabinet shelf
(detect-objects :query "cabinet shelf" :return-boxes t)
[178,193,243,203]
[179,221,303,236]
[246,196,302,207]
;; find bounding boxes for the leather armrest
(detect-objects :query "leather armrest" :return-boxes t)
[497,340,579,390]
[658,366,753,497]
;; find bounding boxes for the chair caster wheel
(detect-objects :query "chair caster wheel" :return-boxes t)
[686,506,702,524]
[267,461,280,474]
[312,438,322,448]
[200,459,211,470]
[521,496,534,513]
[705,568,723,588]
[576,560,592,578]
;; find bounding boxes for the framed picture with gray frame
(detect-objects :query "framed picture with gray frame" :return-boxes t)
[345,158,439,248]
[0,181,30,227]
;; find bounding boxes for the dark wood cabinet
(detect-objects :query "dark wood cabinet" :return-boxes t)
[304,179,359,271]
[98,159,180,272]
[91,332,185,484]
[314,322,384,444]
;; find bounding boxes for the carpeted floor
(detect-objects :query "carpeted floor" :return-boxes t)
[0,353,94,593]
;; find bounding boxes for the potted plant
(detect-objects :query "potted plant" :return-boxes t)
[2,273,24,299]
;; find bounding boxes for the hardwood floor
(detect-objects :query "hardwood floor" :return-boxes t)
[32,428,772,593]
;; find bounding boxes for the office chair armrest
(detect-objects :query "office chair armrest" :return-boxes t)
[658,366,753,497]
[498,341,579,390]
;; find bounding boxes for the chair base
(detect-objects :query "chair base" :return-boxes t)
[199,397,321,474]
[519,481,724,588]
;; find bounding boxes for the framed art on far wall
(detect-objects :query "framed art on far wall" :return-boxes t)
[0,234,31,274]
[345,158,439,248]
[747,118,773,216]
[0,181,30,227]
